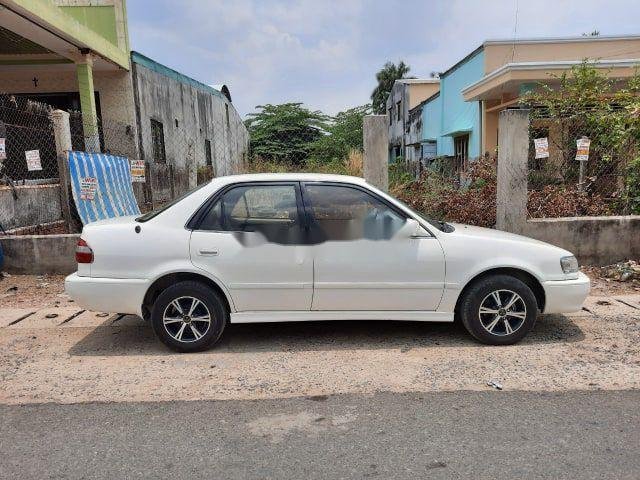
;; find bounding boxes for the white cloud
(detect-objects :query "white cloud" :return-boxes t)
[128,0,640,117]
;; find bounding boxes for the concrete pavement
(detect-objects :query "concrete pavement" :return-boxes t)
[1,390,639,479]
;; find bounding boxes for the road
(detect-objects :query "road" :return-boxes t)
[1,277,640,478]
[2,390,639,479]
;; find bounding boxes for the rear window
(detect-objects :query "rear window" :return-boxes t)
[136,183,208,222]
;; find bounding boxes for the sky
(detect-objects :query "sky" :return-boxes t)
[127,0,640,118]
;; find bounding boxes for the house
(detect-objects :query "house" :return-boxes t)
[396,34,640,169]
[0,0,248,181]
[386,78,439,162]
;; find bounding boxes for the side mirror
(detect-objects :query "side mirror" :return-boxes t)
[397,218,430,239]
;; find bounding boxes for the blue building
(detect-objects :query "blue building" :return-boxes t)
[409,34,640,170]
[421,46,484,169]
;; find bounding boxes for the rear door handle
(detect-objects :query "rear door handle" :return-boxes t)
[198,249,219,256]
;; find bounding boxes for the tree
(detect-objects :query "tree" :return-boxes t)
[245,103,329,165]
[370,61,411,114]
[310,104,371,163]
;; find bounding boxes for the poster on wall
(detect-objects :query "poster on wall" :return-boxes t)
[576,137,590,161]
[80,177,98,200]
[25,149,42,171]
[534,137,549,159]
[130,159,146,183]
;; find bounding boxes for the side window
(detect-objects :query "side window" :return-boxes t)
[303,184,406,242]
[198,184,301,244]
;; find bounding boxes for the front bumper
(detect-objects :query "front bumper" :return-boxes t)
[542,272,591,314]
[65,273,148,316]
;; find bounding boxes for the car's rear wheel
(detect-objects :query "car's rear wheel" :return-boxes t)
[151,281,227,352]
[459,274,538,345]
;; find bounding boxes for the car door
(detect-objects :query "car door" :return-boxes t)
[302,182,445,311]
[190,182,313,311]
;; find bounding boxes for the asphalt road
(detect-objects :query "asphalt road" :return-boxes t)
[1,390,639,480]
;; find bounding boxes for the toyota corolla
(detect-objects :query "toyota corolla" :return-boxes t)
[65,173,590,352]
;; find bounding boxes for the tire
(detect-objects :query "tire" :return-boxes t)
[151,280,228,353]
[459,274,538,345]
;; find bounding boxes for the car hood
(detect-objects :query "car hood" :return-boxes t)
[448,223,570,253]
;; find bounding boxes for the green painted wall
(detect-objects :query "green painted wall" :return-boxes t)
[59,6,117,46]
[9,0,129,68]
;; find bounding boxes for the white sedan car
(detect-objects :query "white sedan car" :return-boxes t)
[66,173,590,352]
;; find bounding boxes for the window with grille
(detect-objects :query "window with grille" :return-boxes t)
[150,119,166,163]
[205,139,212,166]
[454,134,469,170]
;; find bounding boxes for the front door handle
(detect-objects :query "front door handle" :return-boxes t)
[198,249,219,256]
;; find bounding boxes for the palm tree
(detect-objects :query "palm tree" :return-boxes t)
[370,61,411,114]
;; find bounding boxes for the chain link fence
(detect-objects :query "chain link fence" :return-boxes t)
[0,95,65,235]
[0,95,59,184]
[0,92,249,234]
[68,108,248,214]
[527,112,639,218]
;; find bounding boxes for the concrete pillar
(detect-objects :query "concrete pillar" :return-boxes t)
[496,109,530,233]
[50,110,77,232]
[76,54,100,152]
[363,115,389,192]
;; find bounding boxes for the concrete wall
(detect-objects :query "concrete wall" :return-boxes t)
[0,184,63,230]
[496,109,529,233]
[131,54,249,179]
[363,115,389,192]
[386,81,405,156]
[407,82,439,110]
[0,233,79,274]
[405,103,423,162]
[522,216,640,266]
[483,36,640,74]
[386,80,439,161]
[496,109,640,265]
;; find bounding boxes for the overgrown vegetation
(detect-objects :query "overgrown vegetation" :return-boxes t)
[245,103,329,165]
[521,61,640,214]
[391,156,498,227]
[244,102,369,173]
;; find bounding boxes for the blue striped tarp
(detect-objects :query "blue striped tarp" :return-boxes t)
[68,151,140,225]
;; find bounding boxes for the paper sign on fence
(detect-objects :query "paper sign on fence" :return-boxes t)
[25,149,42,171]
[80,177,98,200]
[534,137,549,159]
[0,138,6,160]
[130,159,146,183]
[576,138,590,161]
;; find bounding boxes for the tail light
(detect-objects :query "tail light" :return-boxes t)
[75,238,94,264]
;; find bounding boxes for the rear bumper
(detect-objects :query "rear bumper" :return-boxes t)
[542,272,591,314]
[65,273,148,316]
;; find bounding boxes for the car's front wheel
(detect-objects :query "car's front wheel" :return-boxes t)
[151,281,227,352]
[459,274,538,345]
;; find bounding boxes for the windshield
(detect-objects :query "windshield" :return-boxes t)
[136,183,208,222]
[394,198,454,232]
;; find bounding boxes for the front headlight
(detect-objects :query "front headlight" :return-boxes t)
[560,255,579,274]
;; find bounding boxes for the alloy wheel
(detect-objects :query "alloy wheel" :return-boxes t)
[478,289,527,336]
[162,296,212,343]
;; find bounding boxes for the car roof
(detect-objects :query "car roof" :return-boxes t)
[210,172,369,187]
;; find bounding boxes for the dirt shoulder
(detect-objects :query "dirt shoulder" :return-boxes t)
[0,273,69,309]
[1,271,640,405]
